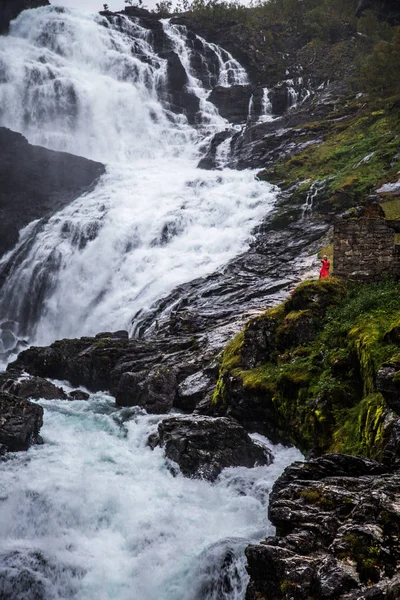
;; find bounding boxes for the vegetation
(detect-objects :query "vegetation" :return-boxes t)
[258,97,400,212]
[213,278,400,458]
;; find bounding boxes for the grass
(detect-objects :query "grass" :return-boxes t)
[213,278,400,457]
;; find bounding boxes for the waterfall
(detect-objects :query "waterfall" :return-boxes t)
[0,6,276,347]
[0,8,296,600]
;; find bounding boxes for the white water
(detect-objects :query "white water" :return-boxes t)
[0,9,297,599]
[0,392,302,600]
[0,6,277,345]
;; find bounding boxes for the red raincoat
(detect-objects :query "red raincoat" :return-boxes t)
[319,259,330,279]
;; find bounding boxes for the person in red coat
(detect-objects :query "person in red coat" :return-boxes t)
[319,255,330,279]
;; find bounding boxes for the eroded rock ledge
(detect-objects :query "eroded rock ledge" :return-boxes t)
[246,451,400,600]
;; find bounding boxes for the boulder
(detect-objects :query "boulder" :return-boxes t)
[0,391,43,452]
[207,85,253,123]
[1,377,67,400]
[176,370,211,412]
[68,390,90,401]
[148,415,273,480]
[116,366,177,413]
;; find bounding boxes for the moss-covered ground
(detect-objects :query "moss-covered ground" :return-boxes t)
[258,98,400,214]
[213,278,400,458]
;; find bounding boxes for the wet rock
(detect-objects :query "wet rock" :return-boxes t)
[190,539,248,600]
[382,418,400,470]
[148,415,273,481]
[0,549,85,600]
[1,377,67,400]
[0,128,105,260]
[95,330,129,340]
[0,0,49,35]
[177,371,211,412]
[245,453,400,600]
[116,366,177,413]
[68,390,90,401]
[207,85,253,123]
[0,391,43,452]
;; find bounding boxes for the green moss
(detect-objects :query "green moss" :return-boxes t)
[220,330,244,373]
[214,278,400,457]
[261,99,400,212]
[339,533,382,583]
[299,487,334,508]
[332,393,388,459]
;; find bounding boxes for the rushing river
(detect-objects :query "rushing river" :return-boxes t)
[0,388,302,600]
[0,6,299,599]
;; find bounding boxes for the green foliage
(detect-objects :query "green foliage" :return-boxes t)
[213,279,400,457]
[339,533,382,583]
[155,0,173,15]
[359,27,400,96]
[260,98,400,211]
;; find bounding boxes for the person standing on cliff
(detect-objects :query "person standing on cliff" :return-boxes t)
[319,255,330,279]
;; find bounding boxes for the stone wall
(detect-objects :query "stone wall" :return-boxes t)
[334,206,400,282]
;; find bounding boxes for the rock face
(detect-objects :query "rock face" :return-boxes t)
[1,376,67,400]
[148,415,273,481]
[246,453,400,600]
[0,0,49,34]
[0,391,43,452]
[0,128,105,259]
[207,85,253,123]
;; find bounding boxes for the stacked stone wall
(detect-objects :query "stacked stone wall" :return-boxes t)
[334,217,400,282]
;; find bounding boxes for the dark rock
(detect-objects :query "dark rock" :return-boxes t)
[0,390,43,451]
[68,390,90,401]
[0,0,49,35]
[116,366,177,413]
[0,128,105,260]
[245,453,399,600]
[148,415,273,481]
[177,370,210,412]
[241,315,278,370]
[376,366,400,414]
[269,82,292,115]
[95,330,129,340]
[160,49,200,124]
[197,129,233,170]
[1,377,67,400]
[382,418,400,470]
[207,85,253,123]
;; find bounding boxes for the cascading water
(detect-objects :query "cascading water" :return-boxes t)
[0,6,276,347]
[0,7,299,600]
[0,387,302,600]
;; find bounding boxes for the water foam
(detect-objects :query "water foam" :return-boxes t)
[0,6,277,345]
[0,393,302,600]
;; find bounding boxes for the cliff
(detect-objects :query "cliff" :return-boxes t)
[0,0,49,34]
[0,128,105,259]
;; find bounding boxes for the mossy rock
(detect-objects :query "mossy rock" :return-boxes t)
[284,278,347,314]
[213,278,400,457]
